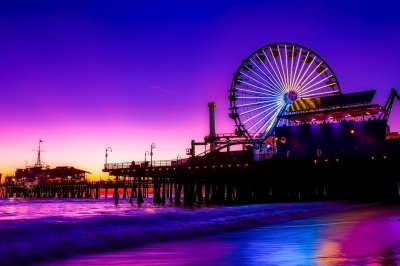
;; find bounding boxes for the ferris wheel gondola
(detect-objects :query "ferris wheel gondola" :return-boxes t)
[229,43,341,141]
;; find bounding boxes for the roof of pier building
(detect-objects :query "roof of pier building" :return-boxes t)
[279,90,386,123]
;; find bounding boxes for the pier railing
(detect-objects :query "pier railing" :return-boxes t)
[104,158,190,170]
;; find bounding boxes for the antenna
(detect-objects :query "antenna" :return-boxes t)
[33,140,45,167]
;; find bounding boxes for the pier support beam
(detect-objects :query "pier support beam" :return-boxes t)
[114,175,119,205]
[137,177,144,204]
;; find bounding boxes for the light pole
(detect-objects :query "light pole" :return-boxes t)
[350,129,355,155]
[105,147,112,165]
[177,155,181,165]
[24,160,28,168]
[145,151,150,167]
[150,143,156,167]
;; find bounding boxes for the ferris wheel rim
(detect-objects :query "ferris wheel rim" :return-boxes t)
[229,42,341,141]
[242,42,342,94]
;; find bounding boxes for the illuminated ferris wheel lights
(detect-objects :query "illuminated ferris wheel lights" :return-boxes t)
[236,88,280,97]
[299,71,331,92]
[243,64,253,71]
[300,75,334,93]
[236,100,278,108]
[248,61,285,94]
[229,43,341,140]
[239,74,282,95]
[243,104,281,124]
[247,59,285,90]
[255,108,282,136]
[294,56,317,92]
[247,104,282,132]
[239,80,281,95]
[262,58,286,92]
[326,82,336,87]
[237,96,278,99]
[240,102,279,116]
[292,52,309,92]
[270,50,279,57]
[269,47,287,90]
[300,82,337,96]
[294,61,325,92]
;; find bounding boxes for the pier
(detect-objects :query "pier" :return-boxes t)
[2,153,400,205]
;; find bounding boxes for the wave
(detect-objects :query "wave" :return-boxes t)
[0,201,361,266]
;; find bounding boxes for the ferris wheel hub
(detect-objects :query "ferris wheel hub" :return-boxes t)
[286,90,298,103]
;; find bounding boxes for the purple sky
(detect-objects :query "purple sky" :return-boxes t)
[1,0,400,178]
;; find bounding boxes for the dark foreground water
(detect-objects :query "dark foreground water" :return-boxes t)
[1,198,398,265]
[32,203,400,266]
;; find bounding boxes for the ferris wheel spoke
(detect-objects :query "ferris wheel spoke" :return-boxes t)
[284,45,290,89]
[300,75,333,93]
[238,96,277,99]
[253,105,283,136]
[295,61,323,92]
[292,51,309,92]
[298,70,330,94]
[247,104,281,132]
[270,47,288,91]
[236,100,276,108]
[294,55,316,92]
[292,48,303,90]
[239,80,281,95]
[262,113,280,136]
[278,46,289,90]
[248,59,285,94]
[263,50,286,92]
[236,87,279,97]
[240,70,282,95]
[240,101,280,116]
[242,104,281,123]
[240,70,275,91]
[247,115,267,131]
[299,89,339,98]
[256,56,286,95]
[289,46,295,90]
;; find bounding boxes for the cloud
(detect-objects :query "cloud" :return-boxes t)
[134,79,179,95]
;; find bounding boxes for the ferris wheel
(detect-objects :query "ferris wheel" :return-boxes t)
[229,43,341,141]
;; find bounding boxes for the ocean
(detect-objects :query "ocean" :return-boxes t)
[0,198,397,266]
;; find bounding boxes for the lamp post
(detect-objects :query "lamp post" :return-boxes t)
[150,143,156,167]
[105,147,112,166]
[350,129,355,155]
[177,155,181,165]
[145,151,150,167]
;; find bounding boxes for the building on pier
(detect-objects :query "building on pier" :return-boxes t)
[4,166,90,185]
[273,90,400,158]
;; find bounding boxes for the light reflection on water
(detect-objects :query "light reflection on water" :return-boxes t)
[0,197,175,221]
[39,204,400,266]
